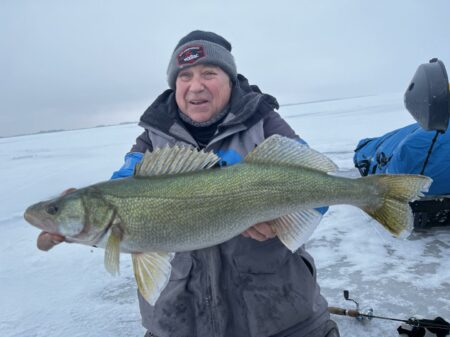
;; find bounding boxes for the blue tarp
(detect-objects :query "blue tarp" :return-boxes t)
[353,123,450,196]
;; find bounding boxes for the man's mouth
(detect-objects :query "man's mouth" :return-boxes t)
[189,99,209,105]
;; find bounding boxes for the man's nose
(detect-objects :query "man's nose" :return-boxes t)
[189,76,205,92]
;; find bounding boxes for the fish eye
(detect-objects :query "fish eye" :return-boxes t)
[46,204,59,215]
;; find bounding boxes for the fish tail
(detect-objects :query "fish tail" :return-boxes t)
[361,174,432,237]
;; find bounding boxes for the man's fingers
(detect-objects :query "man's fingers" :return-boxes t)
[245,227,267,241]
[254,222,276,238]
[37,232,65,251]
[241,230,250,238]
[241,222,277,241]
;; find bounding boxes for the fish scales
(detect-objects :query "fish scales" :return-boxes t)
[92,163,373,252]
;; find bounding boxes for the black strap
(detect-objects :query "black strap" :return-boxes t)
[420,130,442,175]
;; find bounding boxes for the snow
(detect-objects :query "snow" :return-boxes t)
[1,93,449,336]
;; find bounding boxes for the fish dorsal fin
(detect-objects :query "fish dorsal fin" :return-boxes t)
[132,252,175,305]
[269,209,323,252]
[245,135,337,173]
[135,145,220,177]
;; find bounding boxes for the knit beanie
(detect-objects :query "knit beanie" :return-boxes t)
[167,30,237,89]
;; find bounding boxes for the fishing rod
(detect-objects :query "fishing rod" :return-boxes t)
[328,290,450,335]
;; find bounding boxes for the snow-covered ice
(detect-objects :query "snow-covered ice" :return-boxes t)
[1,93,449,337]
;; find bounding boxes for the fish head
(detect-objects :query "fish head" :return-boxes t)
[24,189,116,245]
[24,191,85,237]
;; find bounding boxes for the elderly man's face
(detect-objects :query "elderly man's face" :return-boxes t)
[175,64,232,123]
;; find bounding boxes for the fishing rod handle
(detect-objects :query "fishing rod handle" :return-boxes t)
[328,307,360,318]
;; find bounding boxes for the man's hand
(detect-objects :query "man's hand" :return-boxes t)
[36,188,77,251]
[37,231,66,251]
[241,222,276,241]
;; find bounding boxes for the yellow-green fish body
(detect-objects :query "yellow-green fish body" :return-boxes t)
[92,164,374,252]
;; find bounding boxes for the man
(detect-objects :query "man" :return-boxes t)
[37,30,340,337]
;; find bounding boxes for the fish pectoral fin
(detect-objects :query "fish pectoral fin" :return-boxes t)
[132,252,175,305]
[104,228,122,276]
[135,146,219,177]
[245,135,337,173]
[269,209,323,252]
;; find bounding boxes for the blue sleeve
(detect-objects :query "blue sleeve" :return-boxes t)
[111,152,144,180]
[315,206,328,215]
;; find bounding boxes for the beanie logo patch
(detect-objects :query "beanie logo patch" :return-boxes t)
[177,46,205,66]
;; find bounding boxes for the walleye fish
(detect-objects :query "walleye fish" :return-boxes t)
[24,135,432,304]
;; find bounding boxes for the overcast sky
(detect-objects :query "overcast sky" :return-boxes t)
[1,0,450,137]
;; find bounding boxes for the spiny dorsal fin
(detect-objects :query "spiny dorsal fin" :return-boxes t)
[135,145,220,177]
[245,135,338,173]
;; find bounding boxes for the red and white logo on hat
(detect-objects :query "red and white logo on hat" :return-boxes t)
[177,45,206,66]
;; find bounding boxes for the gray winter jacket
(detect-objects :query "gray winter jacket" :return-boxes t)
[124,75,330,337]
